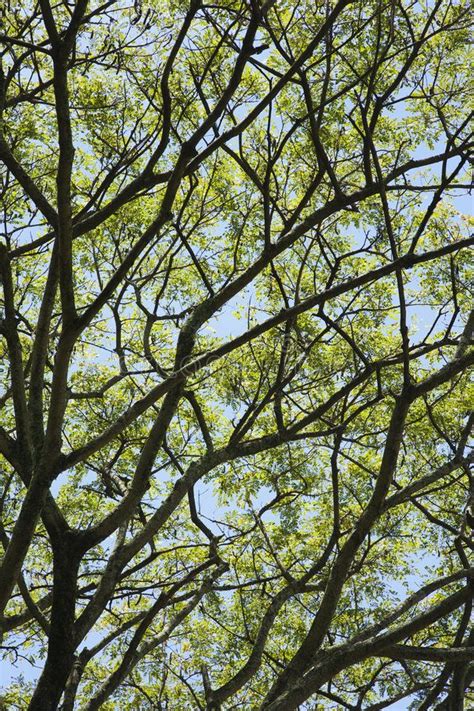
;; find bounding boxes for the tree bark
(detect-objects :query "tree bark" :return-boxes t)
[28,534,80,710]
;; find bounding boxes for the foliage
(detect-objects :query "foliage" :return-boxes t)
[0,0,472,708]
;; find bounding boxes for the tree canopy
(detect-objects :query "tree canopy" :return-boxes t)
[0,0,473,708]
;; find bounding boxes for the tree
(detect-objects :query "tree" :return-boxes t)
[0,0,472,707]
